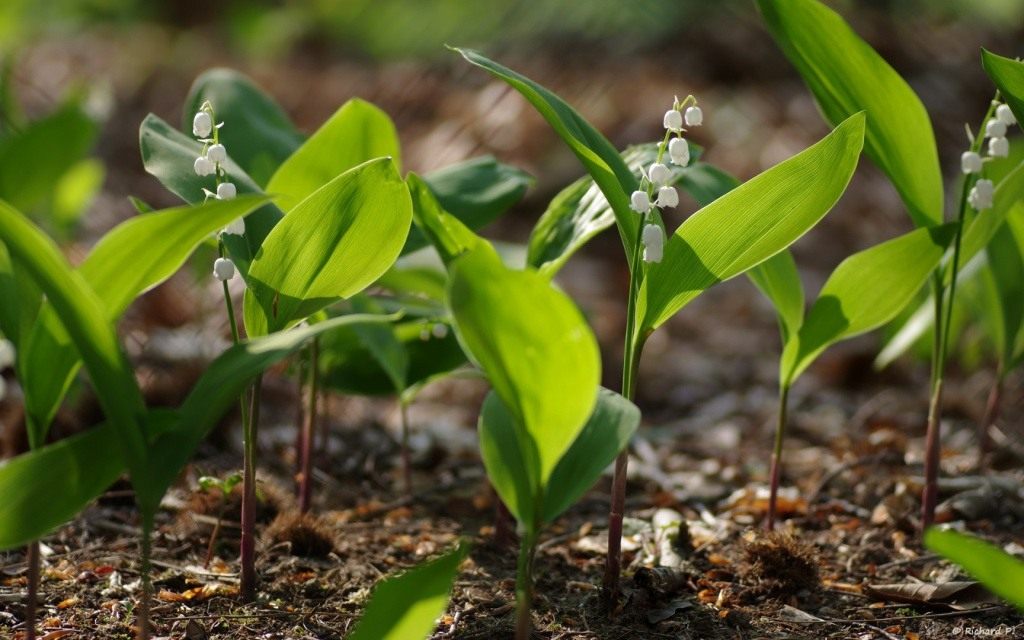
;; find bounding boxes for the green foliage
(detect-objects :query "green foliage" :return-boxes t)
[925,528,1024,611]
[982,50,1024,126]
[349,543,469,640]
[638,113,865,334]
[243,158,413,336]
[982,212,1024,367]
[407,172,484,266]
[748,251,804,345]
[0,240,41,347]
[757,0,943,227]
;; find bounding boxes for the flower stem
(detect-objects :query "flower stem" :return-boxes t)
[399,398,412,495]
[136,513,154,640]
[298,339,319,513]
[25,540,38,640]
[978,361,1003,471]
[765,384,791,531]
[240,374,262,602]
[514,528,538,640]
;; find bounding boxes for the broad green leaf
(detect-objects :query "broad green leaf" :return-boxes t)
[925,528,1024,611]
[477,391,534,528]
[455,47,643,263]
[782,223,957,385]
[448,243,600,487]
[758,0,942,227]
[0,102,97,214]
[748,251,805,345]
[638,113,865,333]
[407,172,484,266]
[349,295,409,392]
[183,68,303,186]
[377,262,448,301]
[139,113,283,275]
[543,388,639,523]
[985,213,1024,364]
[19,196,269,444]
[409,156,532,255]
[0,241,41,347]
[243,157,412,336]
[266,98,401,212]
[0,201,154,507]
[349,543,468,640]
[982,50,1024,126]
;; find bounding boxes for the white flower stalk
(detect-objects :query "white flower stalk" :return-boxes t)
[996,103,1017,127]
[988,136,1009,158]
[668,138,690,166]
[207,144,227,164]
[193,111,213,138]
[968,179,994,211]
[648,163,671,186]
[217,182,237,200]
[194,156,215,176]
[663,109,683,132]
[642,223,664,263]
[684,106,703,127]
[985,118,1007,139]
[0,339,14,369]
[222,218,246,236]
[213,257,236,281]
[630,190,652,214]
[960,151,982,174]
[656,186,679,208]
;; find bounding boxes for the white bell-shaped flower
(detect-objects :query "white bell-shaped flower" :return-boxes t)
[988,136,1009,158]
[207,144,227,164]
[663,109,683,132]
[986,118,1007,139]
[996,103,1017,127]
[656,185,679,208]
[0,339,14,369]
[222,217,246,236]
[960,151,982,174]
[431,323,449,339]
[216,182,237,200]
[630,190,652,213]
[642,223,664,263]
[684,106,703,127]
[194,156,215,176]
[668,137,690,166]
[213,257,236,281]
[648,162,671,186]
[193,111,213,138]
[968,179,994,210]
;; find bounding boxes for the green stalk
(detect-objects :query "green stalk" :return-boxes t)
[136,513,154,640]
[765,384,791,531]
[399,398,412,495]
[298,338,319,513]
[514,526,539,640]
[240,373,262,602]
[25,540,38,640]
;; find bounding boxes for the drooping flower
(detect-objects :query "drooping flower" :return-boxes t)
[668,137,690,166]
[193,111,213,138]
[207,144,227,164]
[630,190,652,214]
[663,109,683,132]
[684,106,703,127]
[988,136,1009,158]
[648,162,671,186]
[222,218,246,236]
[194,156,216,176]
[642,223,664,263]
[968,178,994,211]
[996,103,1017,127]
[431,323,449,339]
[217,182,237,200]
[960,151,982,174]
[656,185,679,208]
[213,257,236,281]
[985,118,1007,139]
[0,339,14,369]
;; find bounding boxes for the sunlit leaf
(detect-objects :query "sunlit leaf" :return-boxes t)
[407,172,484,266]
[748,250,805,345]
[982,50,1024,126]
[925,528,1024,611]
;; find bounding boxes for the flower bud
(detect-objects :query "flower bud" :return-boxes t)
[960,151,982,174]
[194,156,215,176]
[988,136,1009,158]
[0,339,14,369]
[431,323,449,339]
[648,162,671,186]
[207,144,227,164]
[213,257,236,281]
[996,103,1017,127]
[222,217,246,236]
[642,223,664,263]
[968,179,994,210]
[663,109,683,132]
[630,190,652,214]
[684,106,703,127]
[193,111,213,138]
[656,186,679,208]
[216,182,237,200]
[668,137,690,166]
[985,118,1007,139]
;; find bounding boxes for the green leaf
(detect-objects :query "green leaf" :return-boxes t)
[139,112,283,276]
[183,68,303,186]
[19,196,269,444]
[408,156,532,255]
[0,241,41,348]
[349,543,468,640]
[349,295,409,392]
[924,528,1024,611]
[455,47,643,263]
[985,212,1024,364]
[0,202,154,507]
[782,223,957,385]
[52,158,104,232]
[477,391,534,528]
[407,172,484,266]
[757,0,942,227]
[982,50,1024,127]
[748,251,805,345]
[638,113,865,333]
[448,243,600,492]
[266,98,401,212]
[243,157,412,336]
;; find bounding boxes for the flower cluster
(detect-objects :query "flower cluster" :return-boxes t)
[964,101,1018,211]
[629,96,703,264]
[192,102,244,280]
